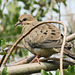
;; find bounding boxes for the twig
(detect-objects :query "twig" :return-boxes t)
[61,13,75,16]
[1,21,67,68]
[57,0,61,29]
[57,3,65,75]
[7,44,24,48]
[7,55,35,66]
[39,58,75,65]
[66,33,75,42]
[7,56,75,66]
[60,22,67,75]
[0,48,9,66]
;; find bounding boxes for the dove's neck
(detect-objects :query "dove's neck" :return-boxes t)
[22,20,38,33]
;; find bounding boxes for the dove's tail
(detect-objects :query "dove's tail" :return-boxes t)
[64,49,75,60]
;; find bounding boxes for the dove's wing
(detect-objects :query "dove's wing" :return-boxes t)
[24,23,63,48]
[31,39,62,48]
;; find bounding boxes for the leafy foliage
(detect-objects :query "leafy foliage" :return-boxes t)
[2,67,9,75]
[41,65,75,75]
[0,38,8,55]
[63,65,75,75]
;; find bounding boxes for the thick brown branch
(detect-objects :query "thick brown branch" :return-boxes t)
[0,61,74,75]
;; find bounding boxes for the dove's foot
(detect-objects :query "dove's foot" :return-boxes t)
[30,55,40,63]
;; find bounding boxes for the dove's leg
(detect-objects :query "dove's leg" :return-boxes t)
[30,55,40,63]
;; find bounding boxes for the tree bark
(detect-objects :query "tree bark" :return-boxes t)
[0,61,74,75]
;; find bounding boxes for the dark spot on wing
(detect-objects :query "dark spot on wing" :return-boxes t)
[51,33,56,35]
[40,30,43,33]
[35,31,37,33]
[43,32,47,35]
[52,30,55,32]
[37,34,39,35]
[51,36,53,38]
[46,30,48,32]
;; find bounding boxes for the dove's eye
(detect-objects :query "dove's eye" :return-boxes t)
[23,18,27,21]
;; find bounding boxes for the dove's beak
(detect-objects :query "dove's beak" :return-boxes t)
[14,21,22,27]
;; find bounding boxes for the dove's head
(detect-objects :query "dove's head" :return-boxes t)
[14,14,37,27]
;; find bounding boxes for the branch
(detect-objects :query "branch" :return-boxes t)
[0,48,9,66]
[0,61,74,75]
[7,56,75,66]
[7,44,24,48]
[1,21,67,67]
[66,33,75,42]
[7,55,35,66]
[59,22,67,75]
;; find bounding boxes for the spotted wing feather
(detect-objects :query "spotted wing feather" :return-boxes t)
[23,23,62,48]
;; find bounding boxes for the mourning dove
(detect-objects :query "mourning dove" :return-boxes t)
[15,14,75,63]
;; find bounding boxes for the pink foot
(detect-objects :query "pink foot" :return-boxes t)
[30,55,40,63]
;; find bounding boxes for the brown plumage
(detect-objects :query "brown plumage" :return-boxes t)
[15,14,75,62]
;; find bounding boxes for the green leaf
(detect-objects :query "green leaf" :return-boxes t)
[70,65,75,75]
[0,52,8,55]
[23,49,28,56]
[2,67,9,75]
[0,10,3,18]
[55,69,59,75]
[63,69,69,75]
[49,71,53,75]
[12,51,15,59]
[67,65,71,71]
[7,2,16,14]
[0,39,1,47]
[41,69,48,75]
[7,57,10,63]
[48,0,51,6]
[63,65,75,75]
[0,38,6,50]
[0,0,1,4]
[1,39,5,45]
[19,49,23,57]
[2,67,7,74]
[52,8,59,13]
[63,1,67,6]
